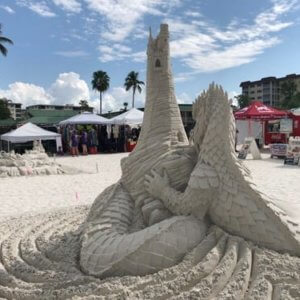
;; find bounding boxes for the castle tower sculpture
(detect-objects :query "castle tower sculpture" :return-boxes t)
[121,24,189,202]
[138,23,188,147]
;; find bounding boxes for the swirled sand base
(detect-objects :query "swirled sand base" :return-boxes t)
[1,206,300,300]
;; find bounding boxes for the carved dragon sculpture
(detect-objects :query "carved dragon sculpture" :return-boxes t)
[79,83,300,282]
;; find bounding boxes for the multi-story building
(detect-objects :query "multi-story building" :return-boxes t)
[3,99,22,120]
[240,73,300,107]
[26,104,93,112]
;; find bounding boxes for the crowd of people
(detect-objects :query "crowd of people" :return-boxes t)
[59,125,141,156]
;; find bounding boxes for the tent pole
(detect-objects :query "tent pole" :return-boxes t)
[262,120,265,147]
[248,119,251,137]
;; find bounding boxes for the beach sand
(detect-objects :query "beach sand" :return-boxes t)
[1,152,299,222]
[0,153,127,221]
[0,153,300,299]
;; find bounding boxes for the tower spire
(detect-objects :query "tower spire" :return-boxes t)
[121,24,188,196]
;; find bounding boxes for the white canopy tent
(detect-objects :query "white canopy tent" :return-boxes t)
[107,108,144,125]
[1,122,62,151]
[291,108,300,116]
[59,111,108,125]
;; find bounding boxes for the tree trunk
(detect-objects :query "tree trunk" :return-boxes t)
[132,87,136,108]
[100,92,102,115]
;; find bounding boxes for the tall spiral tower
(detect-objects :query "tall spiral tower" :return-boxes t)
[121,24,188,200]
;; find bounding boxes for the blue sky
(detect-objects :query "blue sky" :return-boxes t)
[0,0,300,112]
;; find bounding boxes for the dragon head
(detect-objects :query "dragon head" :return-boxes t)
[192,83,233,153]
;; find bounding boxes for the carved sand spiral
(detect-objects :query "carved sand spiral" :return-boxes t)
[1,205,300,299]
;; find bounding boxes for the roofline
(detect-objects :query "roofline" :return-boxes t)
[26,104,93,108]
[240,73,300,87]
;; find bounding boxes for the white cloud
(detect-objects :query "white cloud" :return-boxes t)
[29,2,56,17]
[54,50,89,57]
[184,11,201,18]
[164,0,298,73]
[70,32,87,41]
[0,72,90,107]
[208,0,295,42]
[174,72,194,83]
[0,5,15,14]
[17,0,56,17]
[52,0,81,13]
[131,51,147,62]
[98,43,133,62]
[0,82,53,107]
[182,37,280,73]
[98,42,146,63]
[49,72,90,105]
[176,92,192,104]
[84,0,180,42]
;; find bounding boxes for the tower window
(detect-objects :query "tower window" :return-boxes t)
[155,59,161,68]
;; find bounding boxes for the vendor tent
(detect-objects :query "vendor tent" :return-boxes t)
[234,101,288,120]
[1,122,61,150]
[59,111,108,125]
[107,108,144,125]
[234,101,288,146]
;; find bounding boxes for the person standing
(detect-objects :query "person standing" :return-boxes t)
[71,130,79,156]
[81,130,88,155]
[88,127,98,154]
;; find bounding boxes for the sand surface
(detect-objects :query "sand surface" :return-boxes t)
[1,153,300,299]
[1,152,299,222]
[0,153,127,221]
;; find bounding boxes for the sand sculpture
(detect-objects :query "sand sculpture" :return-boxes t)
[0,141,65,177]
[0,24,300,299]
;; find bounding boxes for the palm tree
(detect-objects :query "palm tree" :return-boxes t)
[124,71,144,108]
[79,99,90,111]
[0,24,13,57]
[91,71,110,115]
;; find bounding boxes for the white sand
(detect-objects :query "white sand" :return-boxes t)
[0,153,300,299]
[1,152,299,222]
[0,153,128,221]
[245,154,300,203]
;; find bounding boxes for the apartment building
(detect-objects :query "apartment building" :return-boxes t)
[240,73,300,107]
[5,100,22,120]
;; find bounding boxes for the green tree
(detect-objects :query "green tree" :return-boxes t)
[124,71,144,108]
[91,71,110,115]
[288,92,300,109]
[0,24,13,57]
[0,98,11,119]
[123,102,128,111]
[235,94,251,109]
[280,80,298,109]
[79,99,89,110]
